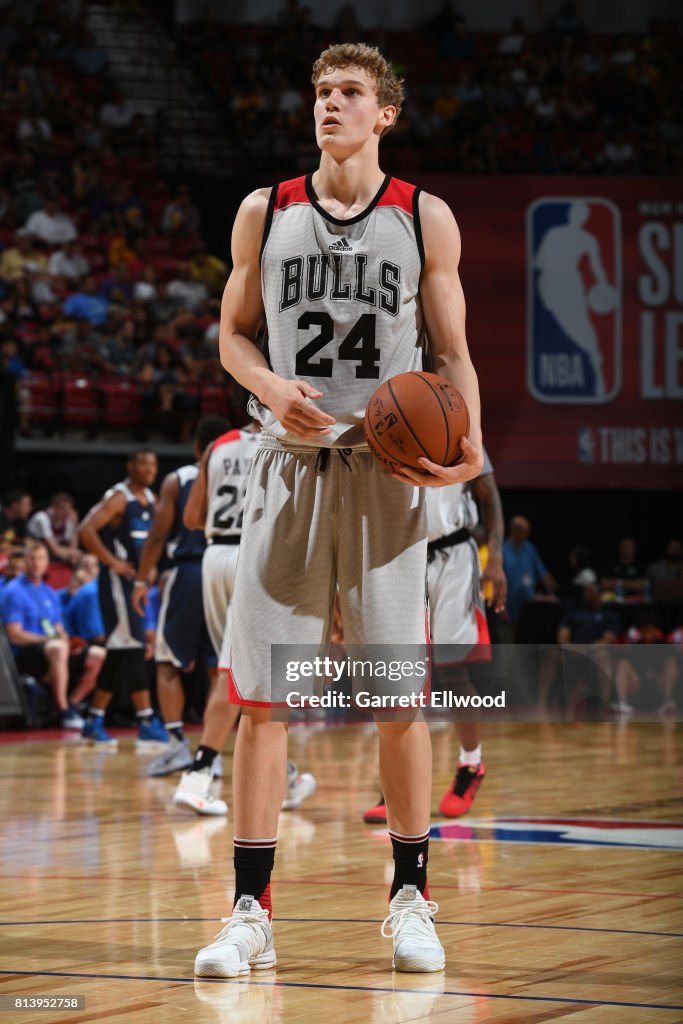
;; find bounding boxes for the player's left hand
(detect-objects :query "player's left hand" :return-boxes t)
[391,437,484,488]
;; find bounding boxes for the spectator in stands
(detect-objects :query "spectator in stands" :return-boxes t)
[0,338,28,380]
[99,89,137,131]
[0,539,104,728]
[439,14,476,62]
[70,27,108,78]
[176,321,220,381]
[17,105,52,151]
[0,489,32,549]
[498,17,526,56]
[102,318,138,375]
[613,610,679,718]
[47,240,90,282]
[99,262,134,305]
[161,185,200,237]
[63,275,109,326]
[602,132,636,173]
[0,230,46,282]
[333,5,362,43]
[62,554,106,645]
[558,581,620,646]
[23,196,77,247]
[74,103,106,151]
[601,537,647,597]
[27,492,80,567]
[133,266,158,304]
[167,264,208,313]
[549,1,586,38]
[647,539,683,583]
[187,243,227,295]
[0,549,26,589]
[503,515,557,630]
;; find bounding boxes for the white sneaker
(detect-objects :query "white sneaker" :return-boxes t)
[173,767,228,816]
[147,735,193,777]
[281,762,316,810]
[381,885,445,972]
[612,700,634,717]
[194,896,276,978]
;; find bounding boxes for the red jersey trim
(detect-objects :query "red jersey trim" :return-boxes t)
[376,177,417,216]
[211,429,242,452]
[274,176,309,211]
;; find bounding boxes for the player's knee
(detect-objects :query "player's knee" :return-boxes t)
[87,646,107,664]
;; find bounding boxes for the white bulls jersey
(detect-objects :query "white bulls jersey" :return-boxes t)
[205,429,260,541]
[252,174,426,448]
[425,447,493,541]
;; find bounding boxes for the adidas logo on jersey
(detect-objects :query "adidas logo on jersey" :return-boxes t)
[329,236,353,252]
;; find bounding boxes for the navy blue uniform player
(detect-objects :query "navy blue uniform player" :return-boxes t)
[132,418,231,776]
[79,449,167,749]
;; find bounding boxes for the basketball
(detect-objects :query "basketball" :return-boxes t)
[587,282,617,314]
[364,371,470,472]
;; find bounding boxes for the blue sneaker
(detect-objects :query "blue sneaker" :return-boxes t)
[82,715,118,748]
[136,715,169,753]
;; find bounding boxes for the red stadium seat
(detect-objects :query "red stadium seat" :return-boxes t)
[100,377,142,428]
[62,375,100,427]
[199,384,228,417]
[18,375,60,428]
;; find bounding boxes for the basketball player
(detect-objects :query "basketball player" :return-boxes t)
[78,450,167,748]
[131,417,231,777]
[363,451,507,823]
[172,419,316,816]
[193,43,483,979]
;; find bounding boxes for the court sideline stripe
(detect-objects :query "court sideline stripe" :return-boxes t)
[0,917,681,938]
[0,875,680,899]
[0,970,681,1011]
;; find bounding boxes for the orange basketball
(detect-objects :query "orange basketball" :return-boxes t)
[364,371,470,473]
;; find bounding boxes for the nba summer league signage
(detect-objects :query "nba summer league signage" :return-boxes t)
[421,176,682,488]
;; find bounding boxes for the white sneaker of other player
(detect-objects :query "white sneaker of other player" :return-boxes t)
[147,735,193,777]
[381,885,445,972]
[173,767,228,816]
[281,761,316,810]
[194,896,276,978]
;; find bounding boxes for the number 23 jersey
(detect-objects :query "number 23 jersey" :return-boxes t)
[205,429,261,542]
[253,173,426,448]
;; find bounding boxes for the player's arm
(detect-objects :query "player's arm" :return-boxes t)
[392,193,483,487]
[472,472,507,613]
[219,188,335,439]
[183,444,210,531]
[78,491,133,579]
[132,472,178,613]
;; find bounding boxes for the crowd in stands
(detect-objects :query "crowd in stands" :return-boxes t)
[0,3,238,441]
[1,481,681,727]
[181,0,682,175]
[1,1,680,441]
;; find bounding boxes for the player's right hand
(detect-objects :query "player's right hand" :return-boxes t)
[111,558,136,580]
[131,583,148,616]
[262,378,336,439]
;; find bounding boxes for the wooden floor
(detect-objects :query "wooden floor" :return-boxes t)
[0,720,681,1023]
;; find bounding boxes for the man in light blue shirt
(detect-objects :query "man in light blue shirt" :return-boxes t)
[503,516,556,626]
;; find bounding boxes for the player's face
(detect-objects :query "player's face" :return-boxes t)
[313,66,394,152]
[129,452,158,487]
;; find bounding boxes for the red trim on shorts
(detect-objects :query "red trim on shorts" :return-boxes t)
[376,177,416,215]
[274,176,309,211]
[435,608,492,666]
[211,429,242,451]
[227,668,290,709]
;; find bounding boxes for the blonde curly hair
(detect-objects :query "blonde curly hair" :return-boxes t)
[311,43,404,133]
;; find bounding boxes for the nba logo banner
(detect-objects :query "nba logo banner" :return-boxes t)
[527,198,622,404]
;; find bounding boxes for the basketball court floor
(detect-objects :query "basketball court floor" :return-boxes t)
[0,720,681,1022]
